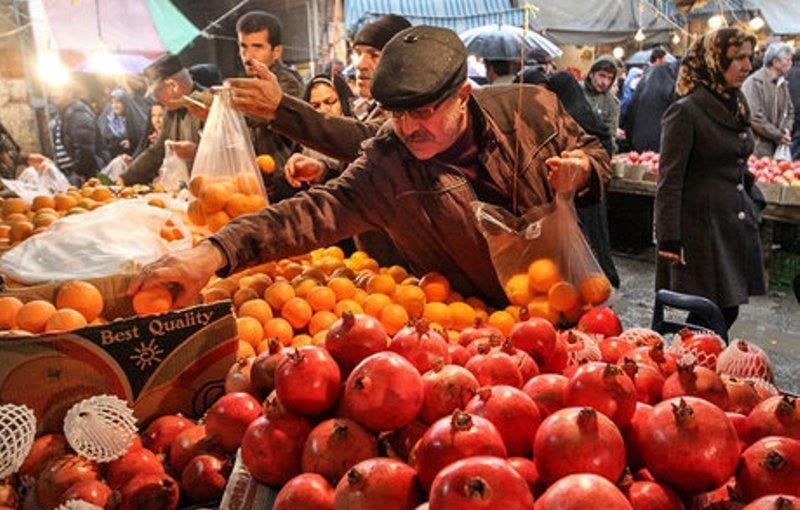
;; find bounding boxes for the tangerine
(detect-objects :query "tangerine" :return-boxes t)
[419,272,451,302]
[237,316,264,348]
[547,281,580,312]
[504,273,532,307]
[15,300,57,333]
[0,296,24,329]
[578,274,612,305]
[380,303,409,336]
[45,308,87,332]
[132,286,173,315]
[263,317,294,345]
[528,258,562,293]
[281,297,313,329]
[56,280,104,322]
[256,155,276,174]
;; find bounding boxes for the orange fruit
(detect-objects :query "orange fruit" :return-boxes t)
[31,196,56,211]
[323,246,345,260]
[334,299,363,317]
[308,310,338,336]
[423,301,452,330]
[265,281,295,311]
[393,284,426,319]
[419,272,451,302]
[225,193,250,218]
[232,287,260,309]
[90,187,113,202]
[488,310,516,337]
[54,194,78,212]
[327,277,356,301]
[189,175,206,197]
[306,286,337,312]
[527,297,560,325]
[56,280,104,322]
[528,258,562,293]
[15,300,57,333]
[291,334,314,347]
[239,274,272,296]
[578,274,612,305]
[385,265,409,283]
[238,298,273,325]
[380,303,409,336]
[362,292,392,318]
[504,273,532,307]
[237,316,264,348]
[45,308,88,332]
[505,305,522,322]
[199,183,230,214]
[203,287,231,304]
[235,172,261,194]
[187,200,206,226]
[237,340,256,358]
[9,221,34,243]
[293,277,320,299]
[0,296,24,329]
[256,154,276,174]
[281,297,313,329]
[351,288,368,305]
[366,273,396,296]
[547,281,580,313]
[2,197,28,217]
[205,211,231,233]
[263,317,294,346]
[312,330,328,345]
[448,302,476,331]
[243,194,267,213]
[132,286,173,315]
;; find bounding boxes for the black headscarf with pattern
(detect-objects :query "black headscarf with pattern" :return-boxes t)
[675,27,756,125]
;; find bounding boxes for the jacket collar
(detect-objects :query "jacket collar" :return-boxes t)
[691,86,741,130]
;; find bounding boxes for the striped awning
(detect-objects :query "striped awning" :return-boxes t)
[345,0,528,36]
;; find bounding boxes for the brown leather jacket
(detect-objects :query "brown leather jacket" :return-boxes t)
[212,85,610,305]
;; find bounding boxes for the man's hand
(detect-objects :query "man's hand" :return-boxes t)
[127,241,226,308]
[121,154,133,166]
[227,72,283,121]
[166,140,197,160]
[545,149,591,196]
[284,154,326,188]
[658,249,686,265]
[26,153,50,168]
[781,129,792,145]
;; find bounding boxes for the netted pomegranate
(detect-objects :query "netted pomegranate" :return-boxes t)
[717,340,774,383]
[670,328,726,370]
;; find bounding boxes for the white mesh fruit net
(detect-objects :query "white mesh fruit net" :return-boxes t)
[0,403,36,478]
[716,340,775,383]
[618,328,665,347]
[63,395,137,463]
[665,329,725,371]
[55,500,104,510]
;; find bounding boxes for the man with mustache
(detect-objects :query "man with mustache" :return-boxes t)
[130,26,610,308]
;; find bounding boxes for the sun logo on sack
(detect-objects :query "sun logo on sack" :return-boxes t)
[130,339,164,370]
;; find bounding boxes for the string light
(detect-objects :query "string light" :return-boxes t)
[37,53,71,87]
[634,28,646,42]
[708,14,725,30]
[672,33,681,45]
[749,16,765,31]
[612,46,625,59]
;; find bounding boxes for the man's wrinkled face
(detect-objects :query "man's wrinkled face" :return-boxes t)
[353,44,381,99]
[391,82,472,161]
[153,79,183,110]
[590,69,615,93]
[239,30,280,74]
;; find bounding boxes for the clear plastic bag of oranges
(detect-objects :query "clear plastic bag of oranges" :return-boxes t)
[474,194,611,325]
[188,87,268,233]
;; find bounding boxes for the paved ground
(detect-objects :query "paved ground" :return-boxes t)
[608,251,800,395]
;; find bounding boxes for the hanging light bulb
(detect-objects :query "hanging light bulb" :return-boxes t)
[672,33,681,45]
[612,46,625,60]
[708,15,725,30]
[37,53,71,88]
[634,28,646,42]
[749,16,765,31]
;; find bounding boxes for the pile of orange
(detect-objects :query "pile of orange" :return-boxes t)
[0,280,105,334]
[187,172,268,233]
[503,257,612,326]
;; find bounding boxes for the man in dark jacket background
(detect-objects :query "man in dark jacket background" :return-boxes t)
[787,50,800,160]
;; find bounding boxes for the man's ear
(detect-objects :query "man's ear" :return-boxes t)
[273,44,284,61]
[458,81,472,102]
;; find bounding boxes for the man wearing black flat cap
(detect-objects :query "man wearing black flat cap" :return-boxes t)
[131,26,610,309]
[121,53,203,185]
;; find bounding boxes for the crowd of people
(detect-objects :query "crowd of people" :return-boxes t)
[2,9,799,332]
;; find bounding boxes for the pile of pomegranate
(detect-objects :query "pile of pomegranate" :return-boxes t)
[749,156,800,187]
[614,151,660,176]
[4,306,797,510]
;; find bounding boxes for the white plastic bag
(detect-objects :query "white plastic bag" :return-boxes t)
[155,143,190,192]
[0,200,191,284]
[774,143,792,161]
[0,162,70,201]
[101,155,130,181]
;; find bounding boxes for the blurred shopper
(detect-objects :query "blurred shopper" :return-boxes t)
[742,42,794,158]
[97,87,147,159]
[188,63,223,88]
[120,54,203,185]
[133,102,165,158]
[485,59,522,85]
[581,56,621,154]
[786,51,800,160]
[655,28,765,333]
[622,59,680,153]
[0,120,50,178]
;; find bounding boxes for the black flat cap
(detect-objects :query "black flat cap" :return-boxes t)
[353,14,411,50]
[371,25,467,110]
[144,53,185,96]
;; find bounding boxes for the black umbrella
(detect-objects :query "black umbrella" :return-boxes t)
[459,24,562,62]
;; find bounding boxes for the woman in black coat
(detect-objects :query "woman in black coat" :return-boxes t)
[655,28,766,332]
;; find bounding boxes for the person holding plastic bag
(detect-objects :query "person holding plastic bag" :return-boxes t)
[130,26,610,308]
[655,28,766,333]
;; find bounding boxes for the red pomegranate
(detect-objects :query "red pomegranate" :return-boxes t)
[118,472,179,510]
[429,456,535,510]
[205,391,262,453]
[419,361,479,424]
[464,346,523,388]
[180,454,230,503]
[36,454,100,510]
[225,356,255,394]
[106,447,165,489]
[675,328,726,370]
[599,336,636,363]
[301,418,379,484]
[628,342,678,376]
[533,406,626,485]
[723,376,763,415]
[325,312,388,374]
[539,330,568,373]
[508,317,557,365]
[577,306,622,338]
[274,473,335,510]
[508,456,541,498]
[168,424,210,475]
[622,402,654,470]
[639,397,739,494]
[565,362,637,426]
[58,479,114,508]
[727,411,749,447]
[621,359,666,405]
[534,473,633,510]
[562,329,603,367]
[275,346,341,415]
[332,458,424,510]
[717,340,774,383]
[389,319,452,374]
[624,480,685,510]
[142,414,194,456]
[18,434,69,480]
[448,342,471,366]
[384,419,429,462]
[661,360,729,410]
[737,436,800,502]
[687,477,742,510]
[409,410,507,491]
[741,495,800,509]
[458,318,502,347]
[499,339,540,382]
[522,373,568,417]
[250,339,289,398]
[465,385,541,457]
[745,395,800,444]
[465,336,503,356]
[240,412,312,486]
[0,477,18,508]
[339,352,424,432]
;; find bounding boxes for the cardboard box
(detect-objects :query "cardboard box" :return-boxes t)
[780,184,800,206]
[219,450,279,510]
[0,277,237,432]
[757,182,783,204]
